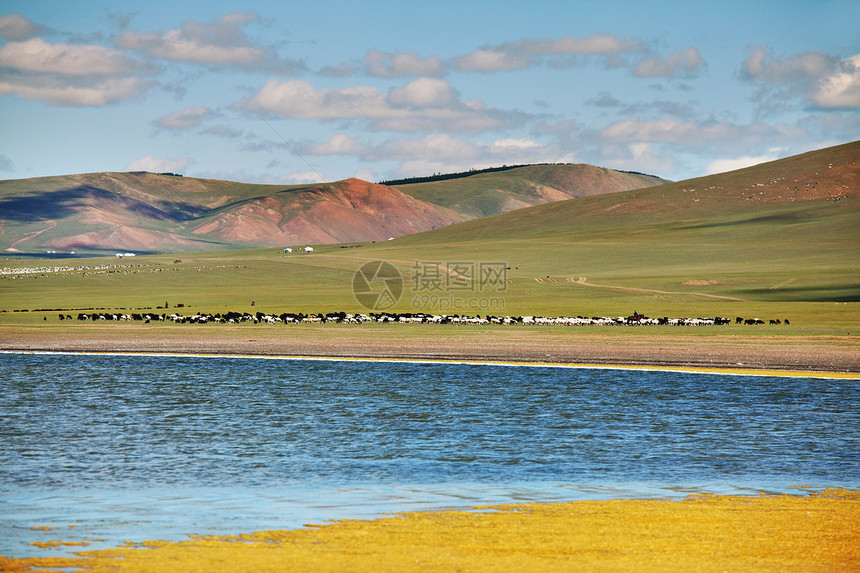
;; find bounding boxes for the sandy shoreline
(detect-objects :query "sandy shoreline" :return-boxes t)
[4,349,858,380]
[1,324,858,375]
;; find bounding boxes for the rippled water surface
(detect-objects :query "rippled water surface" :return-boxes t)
[1,352,858,557]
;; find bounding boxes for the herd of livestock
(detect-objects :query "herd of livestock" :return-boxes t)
[64,311,789,326]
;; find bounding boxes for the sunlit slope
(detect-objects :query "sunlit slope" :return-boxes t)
[186,178,464,246]
[395,163,667,217]
[371,140,860,304]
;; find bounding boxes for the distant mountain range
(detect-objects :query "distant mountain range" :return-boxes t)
[0,163,667,254]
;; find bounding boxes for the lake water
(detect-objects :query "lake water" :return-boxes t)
[1,352,858,558]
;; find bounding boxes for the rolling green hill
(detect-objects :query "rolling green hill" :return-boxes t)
[394,163,668,217]
[1,142,857,329]
[376,140,859,306]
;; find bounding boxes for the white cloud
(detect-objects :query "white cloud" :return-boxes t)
[598,142,679,176]
[319,62,355,77]
[306,133,555,180]
[705,150,783,174]
[284,170,326,184]
[387,77,456,108]
[117,31,261,66]
[743,46,835,82]
[305,133,478,162]
[340,34,647,77]
[627,142,672,170]
[125,155,191,173]
[232,78,516,133]
[452,34,646,73]
[235,79,383,119]
[394,158,483,178]
[115,12,299,72]
[600,118,701,142]
[0,38,150,75]
[598,117,802,146]
[798,112,860,141]
[364,50,444,77]
[0,37,156,106]
[811,54,860,109]
[203,124,243,138]
[383,133,482,161]
[0,13,46,40]
[633,47,705,78]
[308,133,371,155]
[452,49,531,72]
[741,47,860,110]
[0,76,154,106]
[506,34,644,56]
[587,117,819,178]
[489,138,540,152]
[154,106,216,130]
[582,113,831,179]
[586,93,698,119]
[353,168,375,182]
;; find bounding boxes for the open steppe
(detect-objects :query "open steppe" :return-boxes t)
[1,142,858,373]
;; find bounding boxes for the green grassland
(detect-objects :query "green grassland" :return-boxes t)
[1,143,858,339]
[1,227,856,335]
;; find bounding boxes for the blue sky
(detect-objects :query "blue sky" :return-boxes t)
[1,0,858,184]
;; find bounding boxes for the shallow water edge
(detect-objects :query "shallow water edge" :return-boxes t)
[3,349,857,379]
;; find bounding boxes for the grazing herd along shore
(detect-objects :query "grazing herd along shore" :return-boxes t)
[66,310,788,327]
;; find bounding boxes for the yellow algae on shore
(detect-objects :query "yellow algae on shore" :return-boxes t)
[27,540,89,550]
[2,490,858,572]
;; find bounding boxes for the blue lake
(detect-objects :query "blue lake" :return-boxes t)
[1,352,858,557]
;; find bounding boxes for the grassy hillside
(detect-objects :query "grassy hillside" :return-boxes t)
[387,141,859,301]
[396,163,667,217]
[1,142,857,333]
